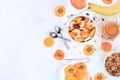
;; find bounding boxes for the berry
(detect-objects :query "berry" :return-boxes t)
[73,24,80,29]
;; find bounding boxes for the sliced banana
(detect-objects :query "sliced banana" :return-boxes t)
[69,22,76,28]
[80,21,85,28]
[84,37,91,42]
[72,29,80,35]
[88,29,96,38]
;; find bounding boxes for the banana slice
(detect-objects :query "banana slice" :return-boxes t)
[70,22,76,29]
[88,29,96,38]
[72,29,80,35]
[80,21,85,28]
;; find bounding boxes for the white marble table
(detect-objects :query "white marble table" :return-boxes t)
[0,0,119,80]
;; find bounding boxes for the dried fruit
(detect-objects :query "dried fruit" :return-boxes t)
[73,24,80,29]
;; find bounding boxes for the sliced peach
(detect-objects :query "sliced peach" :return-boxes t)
[69,31,77,38]
[85,25,94,30]
[80,29,89,38]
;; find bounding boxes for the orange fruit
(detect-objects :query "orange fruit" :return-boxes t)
[101,42,112,51]
[43,37,54,47]
[103,0,113,4]
[71,0,86,9]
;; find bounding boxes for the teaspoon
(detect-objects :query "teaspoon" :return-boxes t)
[49,32,71,42]
[55,26,70,50]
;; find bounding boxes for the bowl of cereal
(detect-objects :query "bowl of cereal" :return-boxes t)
[67,14,96,43]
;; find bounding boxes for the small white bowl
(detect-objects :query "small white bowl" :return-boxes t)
[64,11,97,44]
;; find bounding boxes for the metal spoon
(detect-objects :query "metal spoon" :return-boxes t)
[55,26,70,50]
[55,26,62,34]
[49,32,71,41]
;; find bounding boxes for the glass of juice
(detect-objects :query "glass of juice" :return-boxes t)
[101,21,119,40]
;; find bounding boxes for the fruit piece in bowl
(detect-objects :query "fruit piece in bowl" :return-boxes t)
[68,16,96,43]
[105,53,120,77]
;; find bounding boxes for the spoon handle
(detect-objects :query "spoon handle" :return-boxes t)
[60,35,70,50]
[58,36,71,42]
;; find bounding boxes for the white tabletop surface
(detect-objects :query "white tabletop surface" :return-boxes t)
[0,0,120,80]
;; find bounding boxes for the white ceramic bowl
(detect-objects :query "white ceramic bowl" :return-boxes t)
[103,51,120,79]
[65,11,97,44]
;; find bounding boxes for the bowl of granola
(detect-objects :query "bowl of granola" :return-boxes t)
[104,52,120,77]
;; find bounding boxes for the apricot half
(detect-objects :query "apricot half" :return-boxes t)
[64,65,76,76]
[83,44,95,56]
[54,6,66,17]
[54,49,64,60]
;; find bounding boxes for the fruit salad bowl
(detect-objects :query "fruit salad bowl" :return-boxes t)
[64,12,97,44]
